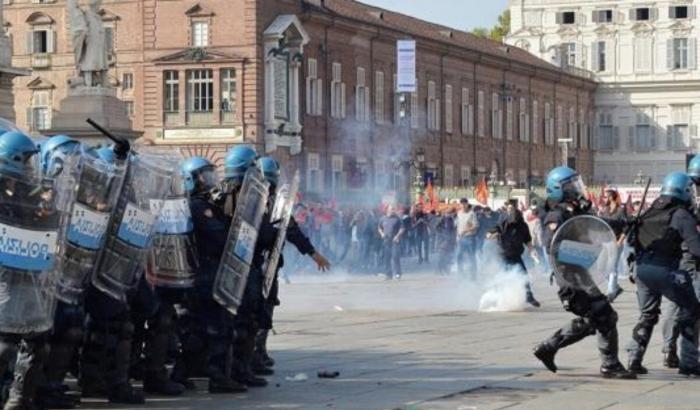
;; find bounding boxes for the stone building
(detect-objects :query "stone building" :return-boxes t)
[4,0,595,197]
[508,0,700,184]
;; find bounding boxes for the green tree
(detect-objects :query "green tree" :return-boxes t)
[489,9,511,42]
[472,27,489,38]
[471,9,511,42]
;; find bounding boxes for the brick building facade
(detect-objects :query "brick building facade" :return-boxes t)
[4,0,595,197]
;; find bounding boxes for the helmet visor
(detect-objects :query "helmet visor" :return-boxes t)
[561,175,587,200]
[197,167,219,192]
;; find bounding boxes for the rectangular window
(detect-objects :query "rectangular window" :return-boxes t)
[670,38,697,70]
[669,106,691,150]
[634,37,652,72]
[544,102,552,145]
[478,90,485,137]
[105,26,114,56]
[669,6,691,19]
[330,62,346,119]
[592,9,613,23]
[444,164,454,187]
[121,73,133,91]
[164,70,179,112]
[191,21,209,47]
[306,59,322,116]
[556,11,576,25]
[593,41,606,72]
[355,67,369,123]
[597,111,615,150]
[635,109,654,150]
[632,8,650,21]
[519,97,528,142]
[186,69,213,112]
[32,30,48,53]
[491,93,501,139]
[560,43,576,67]
[306,153,322,192]
[31,90,50,131]
[126,101,134,118]
[445,84,453,134]
[506,99,513,140]
[375,70,384,123]
[427,80,440,131]
[461,87,473,135]
[220,68,237,116]
[532,99,539,144]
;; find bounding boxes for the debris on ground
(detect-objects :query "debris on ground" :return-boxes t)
[317,370,340,378]
[285,373,309,382]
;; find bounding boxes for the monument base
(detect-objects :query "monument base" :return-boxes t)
[48,86,141,145]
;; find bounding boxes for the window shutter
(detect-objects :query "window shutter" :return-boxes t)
[340,83,346,118]
[667,39,674,70]
[48,30,55,53]
[689,38,697,70]
[690,6,697,19]
[592,10,599,23]
[629,9,635,21]
[591,42,599,71]
[375,71,384,123]
[650,8,658,21]
[669,7,675,19]
[316,79,323,116]
[445,85,452,133]
[25,107,33,130]
[555,12,563,24]
[25,31,33,54]
[666,126,673,149]
[650,124,657,148]
[306,75,312,115]
[613,126,620,149]
[468,105,474,135]
[436,98,441,131]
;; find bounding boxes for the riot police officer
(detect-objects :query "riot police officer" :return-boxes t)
[0,131,59,409]
[627,172,700,376]
[659,155,700,369]
[250,157,330,375]
[533,166,636,379]
[173,148,255,393]
[35,135,83,409]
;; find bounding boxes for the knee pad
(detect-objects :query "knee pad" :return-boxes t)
[62,327,84,345]
[571,317,596,336]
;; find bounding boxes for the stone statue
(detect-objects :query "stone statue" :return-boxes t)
[67,0,108,88]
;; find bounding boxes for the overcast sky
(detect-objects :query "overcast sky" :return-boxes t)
[359,0,510,31]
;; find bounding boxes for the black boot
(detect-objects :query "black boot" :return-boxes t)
[35,387,80,409]
[5,337,50,410]
[143,371,185,396]
[679,365,700,377]
[108,383,145,404]
[533,343,557,373]
[600,362,637,379]
[208,375,248,393]
[664,351,680,369]
[627,359,648,375]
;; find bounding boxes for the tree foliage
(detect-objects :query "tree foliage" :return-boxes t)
[471,9,510,42]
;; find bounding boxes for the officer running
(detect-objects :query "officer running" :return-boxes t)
[533,166,636,379]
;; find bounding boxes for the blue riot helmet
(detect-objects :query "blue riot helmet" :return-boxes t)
[39,135,79,177]
[545,166,587,203]
[258,156,281,188]
[181,156,217,194]
[95,146,117,163]
[688,155,700,185]
[0,130,39,176]
[224,145,257,183]
[660,172,696,206]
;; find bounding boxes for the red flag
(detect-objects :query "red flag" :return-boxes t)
[475,177,489,205]
[426,180,437,211]
[624,193,634,215]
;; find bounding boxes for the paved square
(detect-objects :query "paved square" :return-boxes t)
[79,270,698,410]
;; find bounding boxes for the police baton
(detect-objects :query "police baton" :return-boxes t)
[86,118,131,160]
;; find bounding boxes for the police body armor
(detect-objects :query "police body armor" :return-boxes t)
[55,148,127,304]
[146,172,198,288]
[212,167,270,314]
[92,151,176,302]
[0,171,72,334]
[261,171,299,299]
[632,198,683,260]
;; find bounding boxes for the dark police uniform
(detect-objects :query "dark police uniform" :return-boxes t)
[495,210,537,303]
[535,201,630,376]
[627,196,700,373]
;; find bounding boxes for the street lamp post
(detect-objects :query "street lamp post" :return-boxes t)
[558,138,573,167]
[634,170,647,186]
[394,147,426,206]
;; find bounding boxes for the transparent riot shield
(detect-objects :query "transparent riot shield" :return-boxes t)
[55,147,127,304]
[213,167,270,314]
[92,150,176,302]
[0,172,71,334]
[262,171,300,299]
[549,215,618,295]
[146,171,198,288]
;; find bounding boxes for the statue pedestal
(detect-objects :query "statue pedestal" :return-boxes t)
[48,86,141,144]
[0,35,28,123]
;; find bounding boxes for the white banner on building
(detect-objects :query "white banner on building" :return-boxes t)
[396,40,416,93]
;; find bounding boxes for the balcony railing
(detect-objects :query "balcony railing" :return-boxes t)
[163,112,180,127]
[31,53,51,69]
[221,110,236,123]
